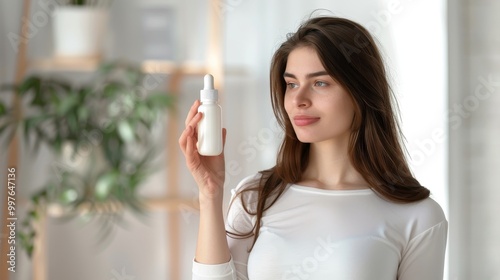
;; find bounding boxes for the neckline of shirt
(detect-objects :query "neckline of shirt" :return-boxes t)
[289,184,374,195]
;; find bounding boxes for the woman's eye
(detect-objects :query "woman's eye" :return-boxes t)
[314,81,328,87]
[287,82,298,89]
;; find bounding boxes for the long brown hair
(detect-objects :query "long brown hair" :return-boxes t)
[229,16,430,250]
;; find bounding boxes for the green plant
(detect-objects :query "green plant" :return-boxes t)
[62,0,114,7]
[0,61,174,257]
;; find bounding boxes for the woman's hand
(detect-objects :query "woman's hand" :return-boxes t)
[180,100,232,264]
[179,99,227,201]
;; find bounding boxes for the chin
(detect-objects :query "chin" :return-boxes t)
[296,135,318,143]
[295,132,349,144]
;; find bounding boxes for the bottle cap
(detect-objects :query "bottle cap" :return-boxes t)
[200,74,218,102]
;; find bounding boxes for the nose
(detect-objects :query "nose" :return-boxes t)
[293,87,311,108]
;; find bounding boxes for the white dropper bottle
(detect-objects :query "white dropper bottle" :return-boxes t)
[197,74,222,156]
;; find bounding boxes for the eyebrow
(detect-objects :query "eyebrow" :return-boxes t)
[283,71,329,79]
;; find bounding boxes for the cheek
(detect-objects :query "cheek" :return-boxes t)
[284,95,293,115]
[340,99,355,117]
[343,97,356,118]
[326,95,355,120]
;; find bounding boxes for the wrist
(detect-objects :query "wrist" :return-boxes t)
[198,191,224,209]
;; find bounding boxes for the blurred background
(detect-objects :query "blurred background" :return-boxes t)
[0,0,498,279]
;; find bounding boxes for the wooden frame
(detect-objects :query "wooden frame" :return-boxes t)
[1,0,31,279]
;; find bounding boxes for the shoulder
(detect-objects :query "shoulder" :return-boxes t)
[228,173,262,211]
[394,196,447,239]
[231,173,262,202]
[232,173,262,195]
[409,197,446,225]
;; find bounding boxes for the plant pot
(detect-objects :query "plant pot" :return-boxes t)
[53,6,108,58]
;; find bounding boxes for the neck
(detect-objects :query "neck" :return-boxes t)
[300,136,369,190]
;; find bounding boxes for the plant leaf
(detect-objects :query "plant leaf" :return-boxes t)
[59,188,79,204]
[77,106,89,123]
[67,113,79,135]
[0,101,6,115]
[98,61,120,75]
[146,93,175,108]
[95,172,118,200]
[102,82,125,98]
[117,121,134,143]
[18,76,40,94]
[56,94,79,116]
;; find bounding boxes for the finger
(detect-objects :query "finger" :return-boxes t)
[222,128,227,148]
[186,111,203,129]
[178,125,191,154]
[184,99,200,127]
[185,126,200,167]
[180,113,203,155]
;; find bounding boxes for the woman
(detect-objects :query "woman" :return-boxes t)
[179,16,447,280]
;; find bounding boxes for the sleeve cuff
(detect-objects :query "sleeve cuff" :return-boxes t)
[192,257,237,280]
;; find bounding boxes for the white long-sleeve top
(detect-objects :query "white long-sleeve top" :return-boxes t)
[192,174,448,280]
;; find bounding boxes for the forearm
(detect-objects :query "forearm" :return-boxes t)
[195,194,231,264]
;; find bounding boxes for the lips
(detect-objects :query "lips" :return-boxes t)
[293,115,320,126]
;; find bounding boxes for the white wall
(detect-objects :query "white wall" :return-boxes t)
[449,0,500,279]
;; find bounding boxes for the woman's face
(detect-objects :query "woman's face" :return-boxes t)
[284,46,356,144]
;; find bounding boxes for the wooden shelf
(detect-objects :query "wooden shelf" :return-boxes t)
[29,57,210,75]
[30,56,101,72]
[141,60,207,75]
[43,197,199,218]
